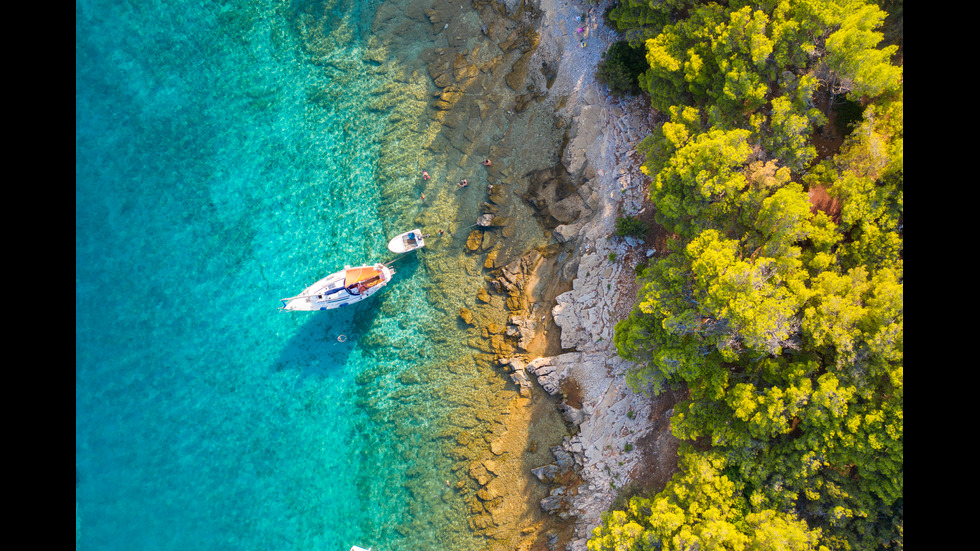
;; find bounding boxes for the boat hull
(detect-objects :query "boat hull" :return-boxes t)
[281,264,393,311]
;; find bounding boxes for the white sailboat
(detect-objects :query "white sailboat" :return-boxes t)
[279,263,394,311]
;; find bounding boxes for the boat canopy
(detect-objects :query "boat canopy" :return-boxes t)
[344,266,384,289]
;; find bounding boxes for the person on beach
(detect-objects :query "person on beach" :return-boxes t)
[438,229,444,237]
[422,170,430,180]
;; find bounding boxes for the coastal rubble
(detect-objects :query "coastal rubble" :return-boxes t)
[511,0,680,548]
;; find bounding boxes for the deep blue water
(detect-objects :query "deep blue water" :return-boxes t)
[76,1,474,549]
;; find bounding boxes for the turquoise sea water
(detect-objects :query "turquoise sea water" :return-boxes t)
[76,1,493,549]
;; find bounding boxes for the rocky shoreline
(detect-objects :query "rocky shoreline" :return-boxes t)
[455,0,684,548]
[412,0,682,548]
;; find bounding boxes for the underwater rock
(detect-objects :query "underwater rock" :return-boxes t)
[505,51,534,91]
[477,213,494,227]
[453,52,480,83]
[484,247,499,269]
[490,438,505,456]
[488,215,511,227]
[459,307,475,325]
[497,260,523,289]
[505,294,527,312]
[550,194,585,225]
[514,91,546,113]
[427,48,455,87]
[466,230,483,251]
[487,182,508,203]
[433,85,464,110]
[483,458,501,475]
[481,230,497,251]
[531,464,559,483]
[469,461,491,486]
[470,513,495,531]
[433,70,453,89]
[423,8,444,26]
[487,333,514,355]
[499,25,537,54]
[477,288,491,303]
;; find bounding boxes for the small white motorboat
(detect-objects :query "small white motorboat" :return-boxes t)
[280,263,394,311]
[387,228,425,254]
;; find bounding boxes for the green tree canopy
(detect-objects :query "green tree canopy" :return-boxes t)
[602,1,902,549]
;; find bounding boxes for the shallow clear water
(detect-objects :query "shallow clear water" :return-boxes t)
[75,1,518,549]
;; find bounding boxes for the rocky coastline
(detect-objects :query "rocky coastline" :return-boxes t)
[410,0,684,548]
[444,0,685,548]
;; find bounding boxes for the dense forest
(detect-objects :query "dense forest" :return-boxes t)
[589,0,903,549]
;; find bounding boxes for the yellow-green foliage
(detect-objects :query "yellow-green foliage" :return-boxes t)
[606,0,902,549]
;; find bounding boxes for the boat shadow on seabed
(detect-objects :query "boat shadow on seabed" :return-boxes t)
[272,253,421,383]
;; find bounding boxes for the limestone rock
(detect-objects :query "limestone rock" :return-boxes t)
[551,252,625,350]
[499,357,525,373]
[540,486,567,514]
[510,369,532,396]
[526,356,561,395]
[551,447,575,473]
[506,316,536,350]
[531,464,559,483]
[559,402,587,426]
